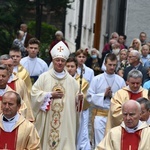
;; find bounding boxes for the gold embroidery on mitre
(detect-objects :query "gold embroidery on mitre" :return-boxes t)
[49,84,65,149]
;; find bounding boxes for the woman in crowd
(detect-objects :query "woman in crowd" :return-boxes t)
[86,48,102,76]
[130,38,142,53]
[12,30,26,57]
[117,49,130,77]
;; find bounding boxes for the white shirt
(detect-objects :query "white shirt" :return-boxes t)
[0,85,9,96]
[147,117,150,124]
[7,74,15,83]
[2,113,19,132]
[124,121,142,133]
[20,56,48,76]
[13,66,18,73]
[21,32,27,45]
[87,72,126,109]
[77,64,94,83]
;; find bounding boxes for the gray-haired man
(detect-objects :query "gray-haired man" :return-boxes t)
[106,69,148,133]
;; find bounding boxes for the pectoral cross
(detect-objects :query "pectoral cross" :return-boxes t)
[57,46,64,52]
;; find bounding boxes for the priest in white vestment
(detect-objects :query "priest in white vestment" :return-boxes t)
[95,100,150,150]
[31,41,82,150]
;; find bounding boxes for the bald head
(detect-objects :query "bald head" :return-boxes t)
[122,100,141,112]
[122,100,141,128]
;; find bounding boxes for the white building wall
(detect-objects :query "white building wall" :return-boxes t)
[125,0,150,46]
[65,0,79,52]
[80,0,97,50]
[65,0,97,53]
[99,0,108,54]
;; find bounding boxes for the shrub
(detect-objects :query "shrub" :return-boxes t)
[28,21,57,60]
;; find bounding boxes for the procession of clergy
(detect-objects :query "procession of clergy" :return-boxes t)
[1,35,150,150]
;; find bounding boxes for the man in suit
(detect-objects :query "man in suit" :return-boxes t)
[123,50,148,85]
[20,23,32,48]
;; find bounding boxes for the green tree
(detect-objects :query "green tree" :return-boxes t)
[0,0,72,55]
[28,21,57,59]
[0,0,32,54]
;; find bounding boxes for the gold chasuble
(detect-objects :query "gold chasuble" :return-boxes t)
[0,114,40,150]
[105,86,148,134]
[75,74,90,110]
[96,122,150,150]
[7,74,34,122]
[14,64,32,94]
[31,68,79,150]
[0,86,33,120]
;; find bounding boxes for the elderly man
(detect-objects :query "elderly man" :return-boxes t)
[20,23,33,48]
[106,69,148,133]
[31,41,83,150]
[0,64,14,110]
[123,50,148,84]
[137,97,150,124]
[87,53,126,147]
[140,44,150,66]
[95,100,150,150]
[0,64,31,119]
[49,31,69,63]
[0,54,34,121]
[0,91,40,149]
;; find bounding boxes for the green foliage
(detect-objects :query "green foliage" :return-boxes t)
[28,21,57,59]
[43,0,73,12]
[0,0,70,55]
[0,0,31,54]
[28,21,57,43]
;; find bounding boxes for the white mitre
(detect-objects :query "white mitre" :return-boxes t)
[51,41,70,60]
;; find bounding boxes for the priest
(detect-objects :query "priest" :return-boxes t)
[0,54,34,122]
[31,41,82,150]
[0,64,14,113]
[106,69,148,133]
[95,100,150,150]
[0,91,40,149]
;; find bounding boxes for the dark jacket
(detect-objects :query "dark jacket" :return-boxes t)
[123,64,148,85]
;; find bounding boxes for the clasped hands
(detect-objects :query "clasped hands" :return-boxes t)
[104,86,112,99]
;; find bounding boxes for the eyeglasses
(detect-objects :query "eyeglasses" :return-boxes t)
[128,56,136,58]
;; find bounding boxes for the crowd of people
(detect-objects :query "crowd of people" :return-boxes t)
[1,25,150,150]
